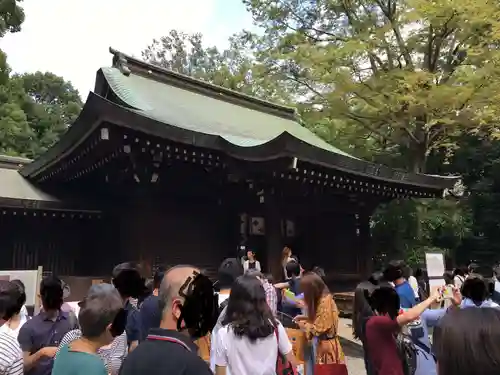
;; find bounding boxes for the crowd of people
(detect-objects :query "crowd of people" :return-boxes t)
[352,260,500,375]
[0,246,347,375]
[2,249,500,375]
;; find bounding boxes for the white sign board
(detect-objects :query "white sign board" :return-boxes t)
[425,252,445,278]
[0,267,42,307]
[429,278,446,290]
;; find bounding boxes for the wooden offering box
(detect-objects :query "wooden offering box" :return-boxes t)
[333,292,354,317]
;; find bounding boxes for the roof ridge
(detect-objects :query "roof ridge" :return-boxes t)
[108,47,297,120]
[0,155,32,169]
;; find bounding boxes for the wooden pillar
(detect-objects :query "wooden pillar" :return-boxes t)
[264,193,283,280]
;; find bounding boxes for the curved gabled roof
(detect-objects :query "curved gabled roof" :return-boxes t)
[21,49,460,192]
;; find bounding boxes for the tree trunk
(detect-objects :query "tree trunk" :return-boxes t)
[410,147,427,174]
[410,117,428,174]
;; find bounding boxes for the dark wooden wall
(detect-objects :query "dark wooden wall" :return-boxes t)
[0,211,110,276]
[116,198,234,278]
[294,211,358,272]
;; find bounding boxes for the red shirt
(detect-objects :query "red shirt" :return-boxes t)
[365,315,404,375]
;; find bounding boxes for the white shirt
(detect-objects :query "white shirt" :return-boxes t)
[408,276,420,298]
[215,322,292,375]
[0,316,27,338]
[454,275,465,289]
[243,260,261,273]
[0,332,23,375]
[210,294,231,374]
[19,306,28,319]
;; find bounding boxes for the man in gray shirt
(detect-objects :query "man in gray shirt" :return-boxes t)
[18,276,78,375]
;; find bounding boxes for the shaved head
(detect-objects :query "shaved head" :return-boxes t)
[159,265,200,313]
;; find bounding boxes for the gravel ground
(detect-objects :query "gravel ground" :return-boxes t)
[338,318,366,375]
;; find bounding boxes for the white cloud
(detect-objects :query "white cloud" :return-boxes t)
[0,0,253,98]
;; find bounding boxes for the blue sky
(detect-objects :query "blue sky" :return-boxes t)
[0,0,255,98]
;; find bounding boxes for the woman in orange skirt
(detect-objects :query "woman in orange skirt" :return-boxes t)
[295,273,345,374]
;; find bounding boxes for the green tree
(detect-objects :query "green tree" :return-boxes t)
[0,0,24,37]
[243,0,500,173]
[0,55,83,157]
[372,198,471,267]
[13,72,82,156]
[142,29,292,104]
[0,51,34,156]
[436,134,500,265]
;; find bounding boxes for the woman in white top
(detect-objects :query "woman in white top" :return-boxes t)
[453,267,467,290]
[281,247,299,280]
[0,281,28,338]
[243,250,261,273]
[215,274,298,375]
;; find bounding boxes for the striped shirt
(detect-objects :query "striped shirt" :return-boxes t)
[0,332,23,375]
[262,279,278,316]
[56,329,128,375]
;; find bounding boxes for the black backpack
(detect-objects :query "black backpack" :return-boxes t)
[395,332,418,375]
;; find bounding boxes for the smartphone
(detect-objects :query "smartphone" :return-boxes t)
[442,284,454,299]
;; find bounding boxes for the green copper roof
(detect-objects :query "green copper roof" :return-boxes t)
[99,67,356,158]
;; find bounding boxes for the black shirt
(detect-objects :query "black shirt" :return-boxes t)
[119,328,212,375]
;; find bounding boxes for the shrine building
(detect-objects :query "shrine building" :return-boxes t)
[0,48,460,285]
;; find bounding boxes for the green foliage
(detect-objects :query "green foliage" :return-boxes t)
[372,198,472,267]
[0,0,24,37]
[12,72,82,157]
[437,134,500,264]
[141,29,292,104]
[0,1,83,158]
[0,61,83,157]
[242,0,500,172]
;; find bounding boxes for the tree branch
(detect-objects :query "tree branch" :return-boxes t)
[373,0,414,69]
[276,0,345,42]
[430,13,457,72]
[343,112,392,142]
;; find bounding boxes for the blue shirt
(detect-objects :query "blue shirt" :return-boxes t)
[125,301,141,345]
[404,308,446,375]
[18,311,78,375]
[461,298,500,309]
[52,345,107,375]
[139,295,161,341]
[395,281,417,308]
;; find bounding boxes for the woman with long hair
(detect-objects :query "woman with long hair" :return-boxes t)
[214,275,297,375]
[352,281,378,375]
[365,286,441,375]
[281,247,298,280]
[294,272,345,373]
